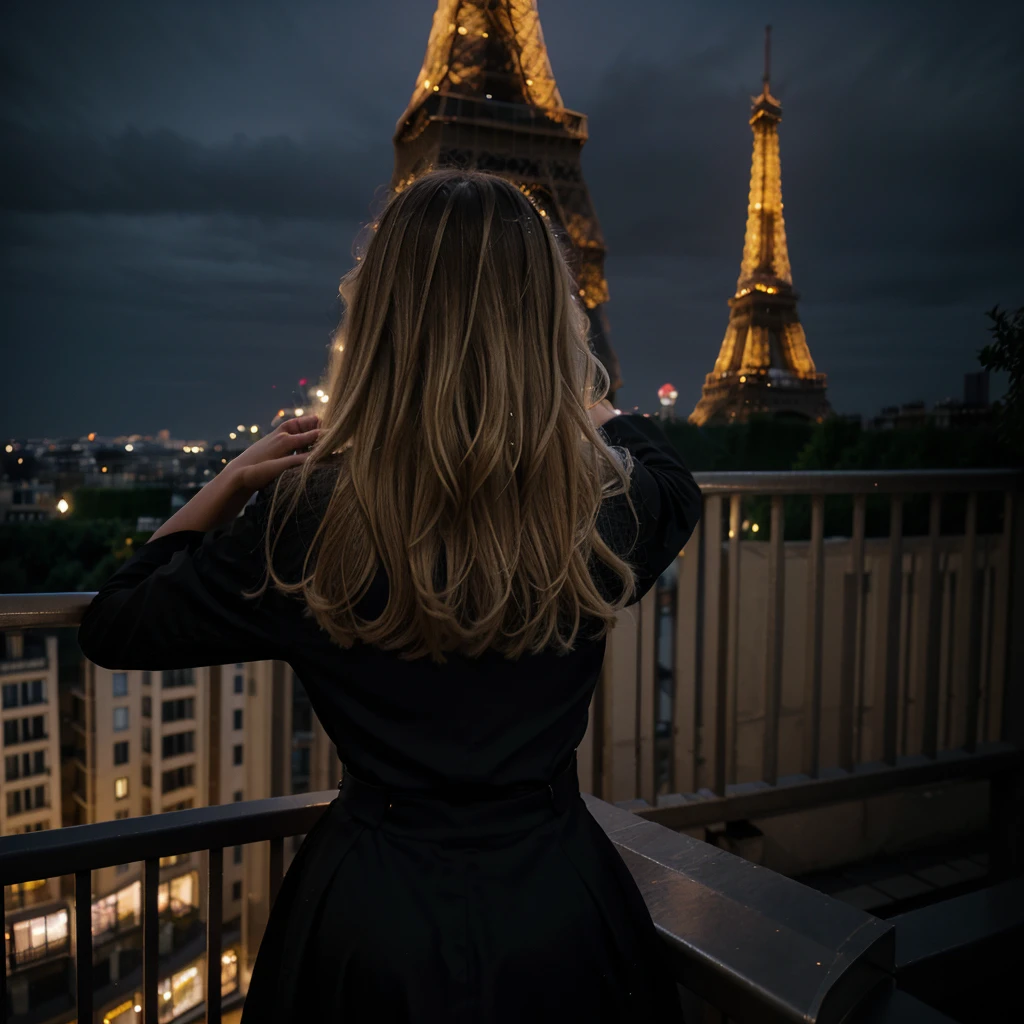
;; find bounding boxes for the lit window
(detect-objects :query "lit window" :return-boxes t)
[114,776,129,800]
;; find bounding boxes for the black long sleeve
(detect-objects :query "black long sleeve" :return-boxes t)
[594,413,703,606]
[77,489,297,670]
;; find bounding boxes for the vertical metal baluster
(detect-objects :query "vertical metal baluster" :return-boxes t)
[840,495,866,770]
[75,869,92,1024]
[700,495,725,795]
[987,493,1014,743]
[883,496,904,765]
[802,494,825,778]
[674,518,703,795]
[763,496,786,786]
[207,848,223,1024]
[726,495,742,785]
[921,494,943,758]
[144,858,159,1022]
[637,588,658,804]
[269,838,284,907]
[960,494,981,751]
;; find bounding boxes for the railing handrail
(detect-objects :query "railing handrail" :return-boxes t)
[0,788,894,1024]
[691,467,1022,495]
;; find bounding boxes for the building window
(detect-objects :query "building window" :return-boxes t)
[9,910,69,966]
[231,880,242,901]
[32,750,45,774]
[162,698,195,723]
[142,764,152,788]
[3,720,18,745]
[233,790,243,802]
[91,880,141,940]
[115,809,130,820]
[7,791,22,815]
[113,741,129,765]
[232,745,243,766]
[20,680,45,706]
[162,731,195,758]
[142,670,152,686]
[233,845,243,865]
[112,673,128,698]
[233,674,244,694]
[114,776,129,800]
[161,765,195,794]
[113,707,129,732]
[142,726,152,753]
[2,683,18,708]
[233,709,243,730]
[142,696,152,718]
[4,755,18,782]
[162,668,194,689]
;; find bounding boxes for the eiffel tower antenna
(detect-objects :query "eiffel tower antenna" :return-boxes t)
[763,24,772,90]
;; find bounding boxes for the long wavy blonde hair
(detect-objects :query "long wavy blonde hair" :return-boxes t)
[263,170,638,663]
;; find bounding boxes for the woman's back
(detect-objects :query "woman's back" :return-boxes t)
[77,171,700,1022]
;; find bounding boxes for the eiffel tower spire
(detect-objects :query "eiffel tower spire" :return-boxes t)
[690,27,829,425]
[393,0,623,398]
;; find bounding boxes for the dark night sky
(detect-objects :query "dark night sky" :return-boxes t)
[2,0,1021,439]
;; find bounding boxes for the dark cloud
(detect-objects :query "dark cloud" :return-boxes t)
[1,0,1022,437]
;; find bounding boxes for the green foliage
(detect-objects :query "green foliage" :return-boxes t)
[978,305,1024,457]
[663,416,815,471]
[0,521,149,593]
[71,487,172,521]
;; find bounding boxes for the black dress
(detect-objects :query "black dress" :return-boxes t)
[78,413,702,1023]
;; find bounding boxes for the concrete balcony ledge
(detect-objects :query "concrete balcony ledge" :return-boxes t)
[585,794,894,1024]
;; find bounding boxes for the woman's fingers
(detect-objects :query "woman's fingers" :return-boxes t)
[276,428,320,452]
[279,414,320,435]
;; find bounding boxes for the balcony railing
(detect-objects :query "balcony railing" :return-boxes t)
[3,785,1018,1023]
[577,468,1024,847]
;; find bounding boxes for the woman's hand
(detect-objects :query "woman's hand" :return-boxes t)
[146,415,320,543]
[587,398,618,429]
[223,414,321,493]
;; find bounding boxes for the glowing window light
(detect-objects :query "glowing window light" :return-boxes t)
[751,523,760,533]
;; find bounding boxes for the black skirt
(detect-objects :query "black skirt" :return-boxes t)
[240,756,684,1023]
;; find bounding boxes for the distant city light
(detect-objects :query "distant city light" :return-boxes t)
[237,424,245,432]
[319,394,329,403]
[124,444,134,452]
[101,466,108,473]
[182,446,190,453]
[57,498,70,515]
[249,425,258,434]
[298,378,308,386]
[17,458,23,465]
[751,523,760,533]
[4,444,12,453]
[294,408,304,416]
[315,389,323,397]
[87,433,96,441]
[229,432,237,440]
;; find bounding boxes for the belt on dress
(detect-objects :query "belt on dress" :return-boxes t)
[335,751,580,836]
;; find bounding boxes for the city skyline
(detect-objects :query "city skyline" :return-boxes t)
[2,0,1021,438]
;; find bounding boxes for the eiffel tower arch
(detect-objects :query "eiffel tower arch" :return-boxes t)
[393,0,623,400]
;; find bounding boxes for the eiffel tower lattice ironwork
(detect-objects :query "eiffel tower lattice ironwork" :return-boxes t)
[690,27,829,425]
[393,0,623,398]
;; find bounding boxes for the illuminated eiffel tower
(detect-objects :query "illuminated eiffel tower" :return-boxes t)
[393,0,623,399]
[690,28,829,425]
